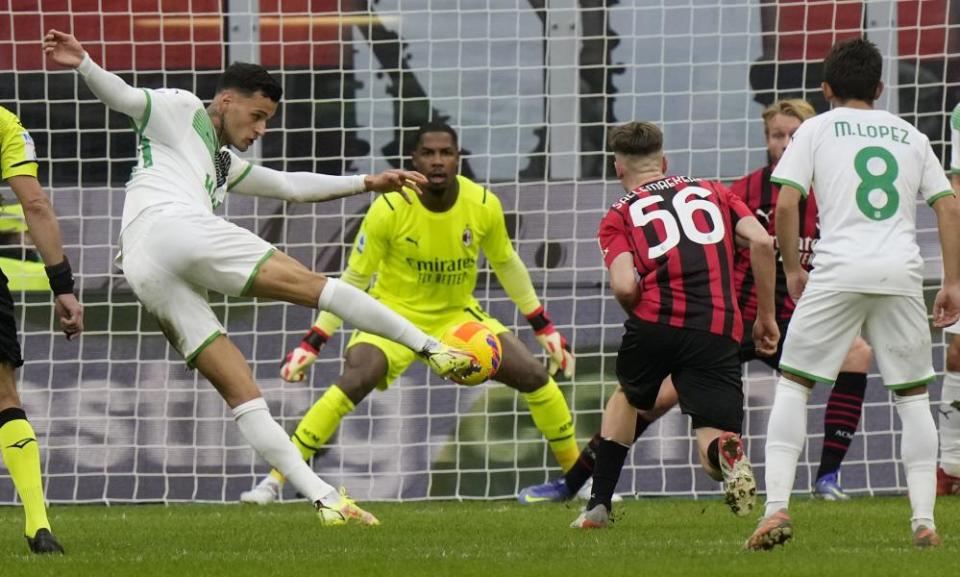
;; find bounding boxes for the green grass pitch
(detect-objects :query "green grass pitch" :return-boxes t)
[0,497,957,576]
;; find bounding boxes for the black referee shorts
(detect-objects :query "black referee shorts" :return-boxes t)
[739,319,790,371]
[0,270,23,368]
[616,317,742,433]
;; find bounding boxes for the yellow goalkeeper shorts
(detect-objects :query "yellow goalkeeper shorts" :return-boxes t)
[346,302,508,390]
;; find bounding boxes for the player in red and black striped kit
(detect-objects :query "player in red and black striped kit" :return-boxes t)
[569,121,780,528]
[519,100,871,508]
[734,100,871,501]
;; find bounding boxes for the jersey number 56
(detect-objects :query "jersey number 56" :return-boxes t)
[629,186,726,259]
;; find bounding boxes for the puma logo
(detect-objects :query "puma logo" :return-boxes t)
[755,207,773,227]
[405,237,420,248]
[6,437,35,450]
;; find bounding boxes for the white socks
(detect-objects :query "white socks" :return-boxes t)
[233,398,338,506]
[939,372,960,477]
[317,278,432,352]
[895,393,938,532]
[763,377,811,517]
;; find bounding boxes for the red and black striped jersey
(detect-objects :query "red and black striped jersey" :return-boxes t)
[598,175,752,342]
[730,165,819,323]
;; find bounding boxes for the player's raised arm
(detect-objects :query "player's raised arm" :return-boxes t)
[43,30,148,122]
[484,197,574,378]
[228,158,427,204]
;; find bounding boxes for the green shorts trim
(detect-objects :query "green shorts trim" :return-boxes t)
[778,363,835,385]
[241,248,277,297]
[185,330,223,368]
[886,375,936,391]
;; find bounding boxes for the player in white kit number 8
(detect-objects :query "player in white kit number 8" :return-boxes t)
[42,29,478,527]
[745,38,960,551]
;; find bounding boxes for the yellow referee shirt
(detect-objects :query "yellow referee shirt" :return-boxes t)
[350,175,514,326]
[0,106,39,181]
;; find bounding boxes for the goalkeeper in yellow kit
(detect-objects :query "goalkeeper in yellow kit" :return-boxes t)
[241,123,578,503]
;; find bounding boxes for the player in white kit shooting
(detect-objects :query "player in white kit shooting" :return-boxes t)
[42,29,477,526]
[746,38,960,550]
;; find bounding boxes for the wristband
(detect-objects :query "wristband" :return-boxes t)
[45,257,75,296]
[302,327,330,353]
[525,307,552,334]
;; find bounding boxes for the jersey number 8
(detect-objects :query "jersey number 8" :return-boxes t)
[629,186,726,259]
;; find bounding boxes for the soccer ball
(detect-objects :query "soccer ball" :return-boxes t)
[441,321,502,386]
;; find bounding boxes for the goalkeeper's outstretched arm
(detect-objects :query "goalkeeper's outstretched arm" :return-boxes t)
[490,250,575,378]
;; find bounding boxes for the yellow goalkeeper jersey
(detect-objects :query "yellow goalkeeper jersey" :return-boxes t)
[0,106,39,181]
[350,175,514,325]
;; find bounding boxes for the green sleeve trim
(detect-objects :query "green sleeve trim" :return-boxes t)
[885,375,936,391]
[240,247,277,297]
[227,163,253,191]
[185,330,224,368]
[770,176,809,198]
[133,89,152,135]
[926,190,956,206]
[949,168,960,175]
[778,363,834,385]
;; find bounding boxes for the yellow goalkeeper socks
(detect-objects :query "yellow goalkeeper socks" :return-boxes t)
[0,408,50,538]
[523,378,579,471]
[270,385,356,484]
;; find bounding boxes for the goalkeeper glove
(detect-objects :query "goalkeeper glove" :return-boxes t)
[281,327,329,382]
[526,307,575,379]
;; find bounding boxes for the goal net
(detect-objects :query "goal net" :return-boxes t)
[0,0,953,503]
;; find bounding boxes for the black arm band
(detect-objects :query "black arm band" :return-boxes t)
[45,257,75,296]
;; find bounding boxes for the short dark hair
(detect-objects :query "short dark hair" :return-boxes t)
[413,122,459,150]
[607,121,663,157]
[217,62,283,102]
[823,38,882,103]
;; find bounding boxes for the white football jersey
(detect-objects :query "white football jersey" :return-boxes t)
[122,88,252,230]
[772,107,952,296]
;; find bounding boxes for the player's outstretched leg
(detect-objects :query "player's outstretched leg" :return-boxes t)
[242,345,386,505]
[246,253,476,380]
[519,377,677,504]
[198,336,378,525]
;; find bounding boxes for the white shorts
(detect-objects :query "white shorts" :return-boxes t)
[944,320,960,335]
[118,204,276,365]
[780,288,934,389]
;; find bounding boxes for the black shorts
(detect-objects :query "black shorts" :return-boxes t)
[616,317,743,433]
[0,271,22,368]
[739,319,790,370]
